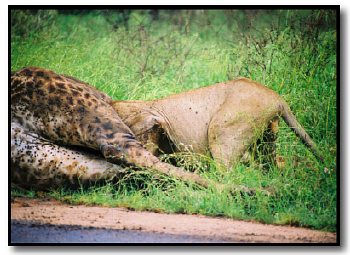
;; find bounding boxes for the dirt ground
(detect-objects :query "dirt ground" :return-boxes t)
[10,197,336,244]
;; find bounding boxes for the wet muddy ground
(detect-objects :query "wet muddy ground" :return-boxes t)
[10,198,336,244]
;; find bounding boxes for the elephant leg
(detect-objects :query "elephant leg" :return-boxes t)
[11,122,125,189]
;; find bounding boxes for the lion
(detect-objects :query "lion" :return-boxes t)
[111,78,323,168]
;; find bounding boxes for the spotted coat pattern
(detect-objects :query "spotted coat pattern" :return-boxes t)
[11,67,210,189]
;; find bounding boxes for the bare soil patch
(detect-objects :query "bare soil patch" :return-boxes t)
[11,197,336,243]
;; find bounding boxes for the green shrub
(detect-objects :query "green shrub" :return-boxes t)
[11,9,58,38]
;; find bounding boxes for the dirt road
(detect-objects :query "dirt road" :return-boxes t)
[10,198,336,244]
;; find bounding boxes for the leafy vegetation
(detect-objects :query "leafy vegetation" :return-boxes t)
[11,9,337,231]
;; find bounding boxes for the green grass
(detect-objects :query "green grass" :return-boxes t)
[11,10,337,232]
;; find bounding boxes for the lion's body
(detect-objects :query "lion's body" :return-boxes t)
[112,79,322,168]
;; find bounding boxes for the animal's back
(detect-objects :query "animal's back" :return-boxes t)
[11,67,131,148]
[150,79,281,153]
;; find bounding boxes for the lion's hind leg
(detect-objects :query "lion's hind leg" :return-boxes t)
[254,116,280,168]
[11,122,125,189]
[208,110,257,170]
